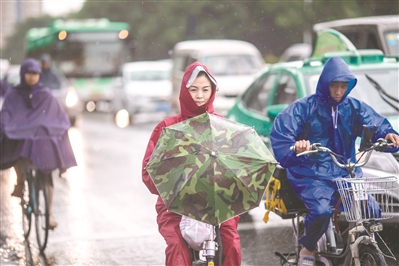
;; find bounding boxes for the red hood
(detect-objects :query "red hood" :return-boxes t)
[179,62,217,118]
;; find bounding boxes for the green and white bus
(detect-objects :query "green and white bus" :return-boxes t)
[25,18,134,111]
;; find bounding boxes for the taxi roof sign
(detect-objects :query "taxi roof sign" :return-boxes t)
[312,28,357,57]
[310,29,386,65]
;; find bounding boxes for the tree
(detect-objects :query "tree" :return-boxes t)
[2,16,55,64]
[3,1,398,63]
[72,0,254,60]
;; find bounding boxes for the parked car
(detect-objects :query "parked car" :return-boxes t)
[279,43,312,62]
[280,15,399,65]
[226,30,399,224]
[0,59,10,78]
[3,64,83,126]
[313,15,399,56]
[110,59,173,125]
[169,39,266,115]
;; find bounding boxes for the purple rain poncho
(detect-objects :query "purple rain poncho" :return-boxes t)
[0,58,76,173]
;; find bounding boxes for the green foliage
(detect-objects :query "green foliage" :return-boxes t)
[3,16,55,64]
[2,0,398,64]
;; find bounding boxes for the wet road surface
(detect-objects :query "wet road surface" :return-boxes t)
[1,112,398,266]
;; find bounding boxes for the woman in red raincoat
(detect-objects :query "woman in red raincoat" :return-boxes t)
[142,62,242,266]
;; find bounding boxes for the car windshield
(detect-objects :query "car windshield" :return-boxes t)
[306,67,399,116]
[5,69,20,86]
[202,54,262,76]
[128,70,170,81]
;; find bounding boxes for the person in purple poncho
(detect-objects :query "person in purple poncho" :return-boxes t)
[0,58,77,229]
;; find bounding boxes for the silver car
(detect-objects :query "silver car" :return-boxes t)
[110,59,173,126]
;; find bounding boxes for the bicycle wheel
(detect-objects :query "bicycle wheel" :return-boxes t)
[35,175,49,252]
[21,171,32,238]
[357,244,387,266]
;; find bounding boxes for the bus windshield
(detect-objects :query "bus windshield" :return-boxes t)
[56,32,127,78]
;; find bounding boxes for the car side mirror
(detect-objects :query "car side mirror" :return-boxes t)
[266,104,288,120]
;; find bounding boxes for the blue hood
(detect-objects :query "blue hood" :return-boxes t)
[315,57,357,106]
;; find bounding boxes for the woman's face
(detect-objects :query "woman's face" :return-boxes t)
[188,74,212,106]
[24,72,40,87]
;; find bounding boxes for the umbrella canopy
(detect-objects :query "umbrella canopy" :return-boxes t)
[146,112,277,225]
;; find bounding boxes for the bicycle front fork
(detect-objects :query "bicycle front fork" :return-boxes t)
[201,225,219,266]
[202,239,218,265]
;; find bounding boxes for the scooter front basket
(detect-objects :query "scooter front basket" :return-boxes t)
[335,176,398,222]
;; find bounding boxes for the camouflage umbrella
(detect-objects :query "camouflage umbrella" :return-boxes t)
[146,112,277,225]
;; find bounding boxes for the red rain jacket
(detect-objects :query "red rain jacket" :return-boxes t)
[142,62,241,266]
[142,62,218,194]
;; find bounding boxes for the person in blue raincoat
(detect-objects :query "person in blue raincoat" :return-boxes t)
[39,53,62,90]
[270,57,399,266]
[0,58,77,229]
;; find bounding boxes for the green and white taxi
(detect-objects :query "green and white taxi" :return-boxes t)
[226,29,399,223]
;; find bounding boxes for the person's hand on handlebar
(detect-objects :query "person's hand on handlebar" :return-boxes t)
[385,133,399,148]
[294,140,311,154]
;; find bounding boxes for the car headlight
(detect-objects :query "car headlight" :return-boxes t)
[66,87,79,108]
[115,109,130,128]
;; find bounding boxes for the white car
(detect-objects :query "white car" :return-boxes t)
[170,39,267,115]
[111,59,173,125]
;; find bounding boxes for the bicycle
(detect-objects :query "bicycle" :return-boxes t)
[189,224,222,266]
[270,138,397,266]
[21,168,50,253]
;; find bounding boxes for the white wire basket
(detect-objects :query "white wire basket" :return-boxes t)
[335,176,398,222]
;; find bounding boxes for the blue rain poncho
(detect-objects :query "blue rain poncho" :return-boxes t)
[270,56,399,251]
[271,57,398,188]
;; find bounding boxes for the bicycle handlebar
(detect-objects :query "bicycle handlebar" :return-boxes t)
[290,138,393,170]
